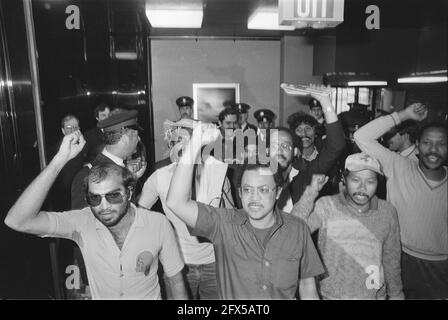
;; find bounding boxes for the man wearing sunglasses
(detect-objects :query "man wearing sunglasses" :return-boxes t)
[5,131,187,300]
[71,109,146,210]
[166,122,324,299]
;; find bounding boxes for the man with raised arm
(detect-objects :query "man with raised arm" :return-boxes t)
[166,122,324,300]
[5,131,187,300]
[354,103,448,299]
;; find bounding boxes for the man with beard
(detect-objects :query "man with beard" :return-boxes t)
[166,122,324,299]
[4,131,187,299]
[269,127,300,213]
[292,154,403,299]
[287,85,346,203]
[71,109,146,209]
[354,102,448,299]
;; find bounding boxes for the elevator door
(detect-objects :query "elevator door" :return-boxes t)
[0,0,53,299]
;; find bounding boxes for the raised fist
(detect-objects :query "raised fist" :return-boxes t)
[309,174,329,193]
[57,130,86,163]
[404,102,428,122]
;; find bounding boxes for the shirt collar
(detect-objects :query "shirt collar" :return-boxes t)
[399,145,417,158]
[289,167,299,182]
[230,207,284,229]
[102,148,125,167]
[303,147,318,162]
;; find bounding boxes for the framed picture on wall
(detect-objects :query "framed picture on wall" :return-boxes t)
[193,83,240,122]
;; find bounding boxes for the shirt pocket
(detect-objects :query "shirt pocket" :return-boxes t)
[273,249,300,290]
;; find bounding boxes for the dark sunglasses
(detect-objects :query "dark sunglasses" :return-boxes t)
[85,191,127,207]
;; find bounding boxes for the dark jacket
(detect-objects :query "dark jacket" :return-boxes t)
[290,120,346,203]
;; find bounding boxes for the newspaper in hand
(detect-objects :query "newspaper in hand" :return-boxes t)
[280,83,331,97]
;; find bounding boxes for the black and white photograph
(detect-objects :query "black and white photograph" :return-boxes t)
[193,83,240,122]
[0,0,446,305]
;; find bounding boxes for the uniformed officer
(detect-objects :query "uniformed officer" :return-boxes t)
[176,96,194,120]
[309,98,326,139]
[234,102,257,133]
[254,109,276,130]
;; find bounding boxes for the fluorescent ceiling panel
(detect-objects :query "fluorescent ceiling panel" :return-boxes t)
[397,76,447,83]
[248,11,295,30]
[146,9,203,28]
[347,81,388,86]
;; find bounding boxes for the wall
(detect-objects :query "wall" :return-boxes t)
[281,36,322,126]
[151,40,281,161]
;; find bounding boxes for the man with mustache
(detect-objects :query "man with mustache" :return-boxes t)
[166,122,324,299]
[286,85,346,203]
[354,103,448,299]
[292,154,404,299]
[4,131,187,299]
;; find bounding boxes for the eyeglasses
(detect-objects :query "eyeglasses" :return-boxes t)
[85,191,127,207]
[241,185,277,196]
[271,142,293,152]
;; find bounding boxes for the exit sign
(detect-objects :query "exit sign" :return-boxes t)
[279,0,344,28]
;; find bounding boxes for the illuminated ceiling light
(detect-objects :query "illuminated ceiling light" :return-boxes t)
[248,10,295,30]
[293,21,309,29]
[145,9,203,28]
[348,81,388,86]
[115,52,138,60]
[311,21,328,29]
[397,76,447,83]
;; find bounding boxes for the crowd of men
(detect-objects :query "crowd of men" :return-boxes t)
[4,85,447,300]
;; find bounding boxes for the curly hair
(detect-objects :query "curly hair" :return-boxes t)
[218,107,239,122]
[287,111,319,131]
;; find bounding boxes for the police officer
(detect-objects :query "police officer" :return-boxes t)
[254,108,276,130]
[234,102,257,133]
[176,96,194,120]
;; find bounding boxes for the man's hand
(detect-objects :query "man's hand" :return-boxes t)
[126,158,147,179]
[403,102,428,122]
[309,174,329,194]
[309,84,333,110]
[192,121,221,146]
[55,131,86,163]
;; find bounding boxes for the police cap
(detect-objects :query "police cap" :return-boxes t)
[254,109,275,123]
[176,96,194,108]
[97,109,139,132]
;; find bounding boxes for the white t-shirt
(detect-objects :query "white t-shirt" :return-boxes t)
[139,156,231,265]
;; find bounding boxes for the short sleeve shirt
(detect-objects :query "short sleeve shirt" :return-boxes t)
[40,204,184,299]
[191,202,325,299]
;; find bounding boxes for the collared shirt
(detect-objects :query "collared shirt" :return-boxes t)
[40,204,184,299]
[399,145,419,162]
[191,203,325,299]
[278,167,300,213]
[302,147,319,162]
[102,148,125,167]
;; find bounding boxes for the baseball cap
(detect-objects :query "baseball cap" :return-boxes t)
[345,153,383,175]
